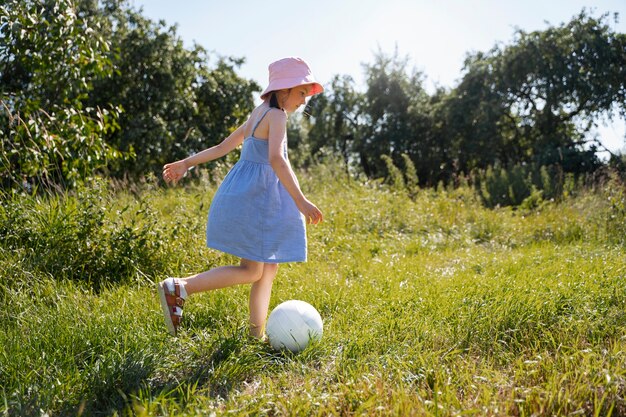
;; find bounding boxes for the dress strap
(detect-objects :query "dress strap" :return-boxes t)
[250,107,276,138]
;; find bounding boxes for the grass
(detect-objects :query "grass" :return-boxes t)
[1,164,625,416]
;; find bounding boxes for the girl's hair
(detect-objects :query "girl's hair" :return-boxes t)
[269,92,281,109]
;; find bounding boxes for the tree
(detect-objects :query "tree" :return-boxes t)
[83,0,259,176]
[0,0,122,189]
[353,50,451,184]
[357,51,425,177]
[305,75,364,170]
[0,0,261,188]
[452,10,625,173]
[305,52,453,184]
[441,52,515,174]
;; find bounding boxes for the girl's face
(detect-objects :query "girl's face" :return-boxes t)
[278,85,310,113]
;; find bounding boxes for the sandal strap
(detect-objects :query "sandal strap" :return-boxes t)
[164,292,185,306]
[165,281,185,330]
[170,305,182,329]
[165,282,186,307]
[174,282,186,307]
[159,279,186,336]
[171,314,181,327]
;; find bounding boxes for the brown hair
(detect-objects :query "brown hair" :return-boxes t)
[269,92,281,109]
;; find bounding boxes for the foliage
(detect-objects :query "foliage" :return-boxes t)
[401,152,419,198]
[305,74,364,171]
[0,179,169,290]
[1,165,625,415]
[440,10,626,175]
[0,0,259,188]
[601,170,626,245]
[358,51,433,179]
[376,153,586,209]
[306,10,625,188]
[83,0,260,176]
[470,163,586,208]
[381,154,405,191]
[0,0,123,188]
[380,153,420,199]
[2,1,623,200]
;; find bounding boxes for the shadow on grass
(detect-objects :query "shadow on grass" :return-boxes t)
[94,330,283,414]
[140,329,317,411]
[46,321,319,416]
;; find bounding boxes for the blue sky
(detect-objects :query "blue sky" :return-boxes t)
[131,0,625,153]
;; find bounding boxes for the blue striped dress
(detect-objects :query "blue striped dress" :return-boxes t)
[205,108,306,263]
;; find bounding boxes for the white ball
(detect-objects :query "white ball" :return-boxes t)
[266,300,323,352]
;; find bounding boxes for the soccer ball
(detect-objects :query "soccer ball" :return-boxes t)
[266,300,323,352]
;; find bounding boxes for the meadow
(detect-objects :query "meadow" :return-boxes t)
[1,161,625,416]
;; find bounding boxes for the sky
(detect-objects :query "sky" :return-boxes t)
[131,0,626,154]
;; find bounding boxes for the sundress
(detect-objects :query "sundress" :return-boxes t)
[206,108,307,263]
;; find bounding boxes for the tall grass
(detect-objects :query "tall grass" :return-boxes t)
[1,161,625,416]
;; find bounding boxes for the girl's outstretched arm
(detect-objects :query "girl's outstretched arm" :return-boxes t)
[163,123,246,183]
[267,110,323,225]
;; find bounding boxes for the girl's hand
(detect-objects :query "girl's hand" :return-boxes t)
[162,160,188,184]
[298,198,323,225]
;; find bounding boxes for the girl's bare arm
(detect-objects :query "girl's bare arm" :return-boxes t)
[267,110,323,224]
[163,123,247,183]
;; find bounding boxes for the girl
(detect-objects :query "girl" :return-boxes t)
[158,57,324,339]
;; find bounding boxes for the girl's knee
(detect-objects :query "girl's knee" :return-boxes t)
[264,263,278,274]
[241,259,264,281]
[261,263,278,282]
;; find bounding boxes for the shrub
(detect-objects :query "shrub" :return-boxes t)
[472,163,586,208]
[381,154,405,192]
[0,0,123,189]
[0,179,167,290]
[380,153,420,199]
[602,171,626,245]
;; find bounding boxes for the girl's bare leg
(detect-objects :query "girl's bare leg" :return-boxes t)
[249,263,278,339]
[179,258,264,295]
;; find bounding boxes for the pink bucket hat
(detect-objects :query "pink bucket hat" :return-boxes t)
[260,57,324,100]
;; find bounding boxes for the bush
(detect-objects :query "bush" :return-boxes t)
[380,153,420,199]
[0,179,167,290]
[471,163,586,208]
[0,0,123,189]
[601,171,626,245]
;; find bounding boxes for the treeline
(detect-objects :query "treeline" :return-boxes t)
[300,11,626,196]
[1,1,625,205]
[1,0,258,187]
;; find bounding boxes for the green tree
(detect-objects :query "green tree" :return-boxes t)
[497,10,624,171]
[358,51,428,177]
[305,74,364,170]
[0,0,122,189]
[452,10,625,174]
[355,51,445,184]
[83,0,259,176]
[440,52,515,174]
[306,52,450,184]
[301,10,625,187]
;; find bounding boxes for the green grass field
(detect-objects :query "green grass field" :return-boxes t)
[1,164,625,416]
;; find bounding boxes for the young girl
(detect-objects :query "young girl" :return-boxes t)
[158,57,324,339]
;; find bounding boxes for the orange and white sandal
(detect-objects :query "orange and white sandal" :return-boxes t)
[157,278,187,336]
